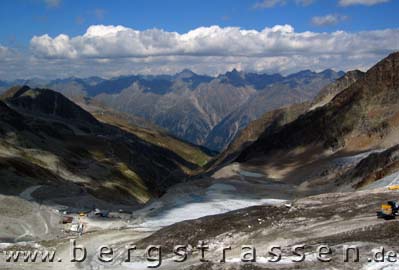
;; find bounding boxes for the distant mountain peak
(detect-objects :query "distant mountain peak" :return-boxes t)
[175,69,197,79]
[230,68,240,73]
[217,68,247,87]
[291,69,314,76]
[181,68,195,74]
[320,69,345,78]
[226,68,243,77]
[320,68,335,75]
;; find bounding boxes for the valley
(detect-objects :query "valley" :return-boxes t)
[1,153,397,270]
[1,1,399,269]
[0,68,343,151]
[1,51,399,270]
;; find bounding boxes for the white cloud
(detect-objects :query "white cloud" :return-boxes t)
[30,24,399,60]
[31,34,78,59]
[0,24,397,80]
[339,0,390,6]
[253,0,315,8]
[253,0,286,9]
[0,45,8,58]
[311,14,348,26]
[0,45,14,62]
[253,0,390,8]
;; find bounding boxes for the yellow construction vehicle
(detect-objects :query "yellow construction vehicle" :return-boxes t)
[377,201,399,220]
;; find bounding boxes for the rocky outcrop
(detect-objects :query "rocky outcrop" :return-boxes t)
[237,52,399,162]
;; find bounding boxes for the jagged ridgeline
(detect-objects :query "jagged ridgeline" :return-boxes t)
[0,69,344,152]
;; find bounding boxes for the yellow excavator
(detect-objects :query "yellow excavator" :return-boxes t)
[377,201,399,220]
[376,186,399,220]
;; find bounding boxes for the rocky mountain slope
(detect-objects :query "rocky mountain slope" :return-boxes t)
[207,102,310,170]
[95,69,343,150]
[309,69,365,110]
[212,52,399,197]
[89,105,215,167]
[208,68,364,169]
[238,52,399,163]
[93,71,256,147]
[204,69,344,151]
[0,86,211,209]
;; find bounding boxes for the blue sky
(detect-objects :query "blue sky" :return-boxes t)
[0,0,398,79]
[1,0,398,46]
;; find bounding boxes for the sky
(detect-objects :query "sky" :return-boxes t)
[0,0,398,80]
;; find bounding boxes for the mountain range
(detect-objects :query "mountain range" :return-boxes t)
[2,50,399,270]
[0,68,344,151]
[237,52,399,163]
[131,52,399,270]
[215,51,399,196]
[209,69,366,169]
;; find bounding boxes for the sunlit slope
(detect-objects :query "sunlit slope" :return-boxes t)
[0,86,209,207]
